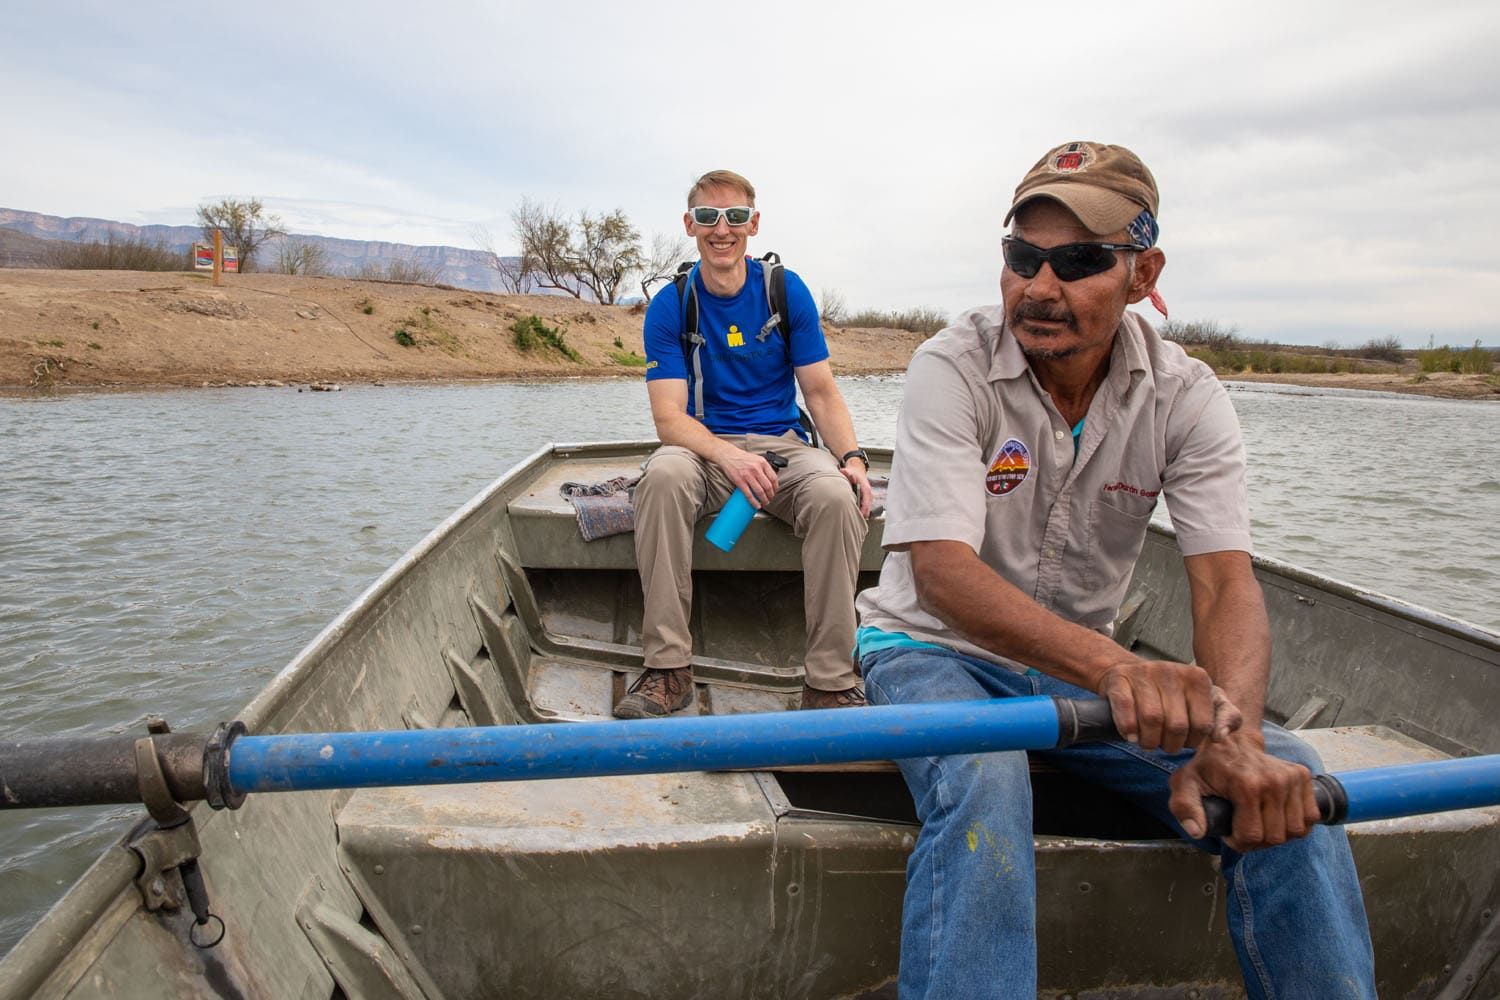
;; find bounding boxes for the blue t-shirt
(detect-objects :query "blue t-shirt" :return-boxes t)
[643,258,830,436]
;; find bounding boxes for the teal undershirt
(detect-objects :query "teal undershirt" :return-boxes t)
[1072,417,1085,456]
[855,625,949,658]
[854,626,1040,676]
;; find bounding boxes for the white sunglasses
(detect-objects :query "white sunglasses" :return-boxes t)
[690,205,754,226]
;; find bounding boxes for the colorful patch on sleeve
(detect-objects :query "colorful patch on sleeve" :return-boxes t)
[985,438,1031,497]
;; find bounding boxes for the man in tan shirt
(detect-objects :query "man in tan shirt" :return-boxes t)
[855,142,1374,998]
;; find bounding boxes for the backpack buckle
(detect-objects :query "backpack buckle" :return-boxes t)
[756,313,781,342]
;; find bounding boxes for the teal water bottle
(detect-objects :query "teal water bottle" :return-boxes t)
[706,451,788,552]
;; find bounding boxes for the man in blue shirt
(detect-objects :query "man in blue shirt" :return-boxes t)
[615,169,873,718]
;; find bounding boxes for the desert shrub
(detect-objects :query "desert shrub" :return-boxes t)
[394,328,415,347]
[43,235,183,271]
[1354,335,1404,363]
[511,314,579,362]
[839,306,948,335]
[1159,319,1241,353]
[351,258,443,285]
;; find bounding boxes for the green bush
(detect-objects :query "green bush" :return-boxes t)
[511,314,580,362]
[610,350,647,367]
[1426,342,1499,374]
[1187,346,1378,376]
[1418,346,1458,373]
[1461,342,1494,374]
[394,328,415,347]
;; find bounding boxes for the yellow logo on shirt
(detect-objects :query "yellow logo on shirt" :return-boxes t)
[727,325,744,347]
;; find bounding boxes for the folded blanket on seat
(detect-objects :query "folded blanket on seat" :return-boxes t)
[561,475,889,543]
[560,476,640,542]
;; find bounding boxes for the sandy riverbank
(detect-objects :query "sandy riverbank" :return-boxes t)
[0,270,929,391]
[2,269,1495,399]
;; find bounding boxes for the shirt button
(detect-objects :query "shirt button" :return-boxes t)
[1054,430,1066,440]
[1044,547,1056,558]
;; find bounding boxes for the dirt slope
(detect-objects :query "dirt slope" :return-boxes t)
[0,270,927,390]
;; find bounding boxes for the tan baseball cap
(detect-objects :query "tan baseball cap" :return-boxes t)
[1004,141,1159,236]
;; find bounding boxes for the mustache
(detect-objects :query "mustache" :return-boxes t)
[1011,302,1076,331]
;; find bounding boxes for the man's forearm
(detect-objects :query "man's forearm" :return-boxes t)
[1186,552,1272,735]
[653,408,737,464]
[911,541,1133,692]
[802,390,860,460]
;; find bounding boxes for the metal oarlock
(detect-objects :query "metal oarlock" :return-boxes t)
[120,718,226,949]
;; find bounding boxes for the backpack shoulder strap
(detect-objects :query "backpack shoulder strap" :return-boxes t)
[674,261,706,420]
[753,252,821,448]
[754,252,793,357]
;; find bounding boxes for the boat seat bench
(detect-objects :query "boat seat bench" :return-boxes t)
[505,453,888,572]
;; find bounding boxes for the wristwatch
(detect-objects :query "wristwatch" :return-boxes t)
[839,448,869,469]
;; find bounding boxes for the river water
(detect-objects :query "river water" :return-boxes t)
[2,377,1497,956]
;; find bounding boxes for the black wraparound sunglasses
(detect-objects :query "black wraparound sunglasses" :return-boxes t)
[1002,236,1144,282]
[690,205,754,227]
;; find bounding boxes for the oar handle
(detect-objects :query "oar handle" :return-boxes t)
[1200,774,1350,838]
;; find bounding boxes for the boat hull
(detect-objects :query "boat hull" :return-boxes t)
[3,442,1497,999]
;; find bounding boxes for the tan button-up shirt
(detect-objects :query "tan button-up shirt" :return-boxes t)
[856,306,1251,670]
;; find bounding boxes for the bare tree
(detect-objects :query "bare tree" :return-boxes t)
[471,224,530,293]
[274,238,329,276]
[512,199,579,297]
[195,197,286,272]
[640,232,690,300]
[565,209,644,304]
[820,288,848,325]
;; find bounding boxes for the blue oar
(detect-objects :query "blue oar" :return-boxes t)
[3,699,1498,836]
[227,696,1100,792]
[1200,754,1500,836]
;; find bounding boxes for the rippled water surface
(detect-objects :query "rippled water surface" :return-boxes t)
[2,377,1497,955]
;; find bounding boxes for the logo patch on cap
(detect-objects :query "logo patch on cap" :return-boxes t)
[1049,143,1095,175]
[985,438,1031,497]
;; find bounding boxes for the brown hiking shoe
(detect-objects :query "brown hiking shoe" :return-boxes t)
[614,667,694,719]
[800,684,867,710]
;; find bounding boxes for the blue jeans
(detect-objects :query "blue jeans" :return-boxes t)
[861,645,1376,1000]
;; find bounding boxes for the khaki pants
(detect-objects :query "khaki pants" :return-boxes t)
[633,432,867,691]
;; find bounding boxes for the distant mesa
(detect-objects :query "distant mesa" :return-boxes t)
[0,207,545,297]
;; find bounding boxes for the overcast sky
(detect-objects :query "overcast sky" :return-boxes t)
[4,1,1497,346]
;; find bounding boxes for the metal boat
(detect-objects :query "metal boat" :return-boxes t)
[2,441,1497,999]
